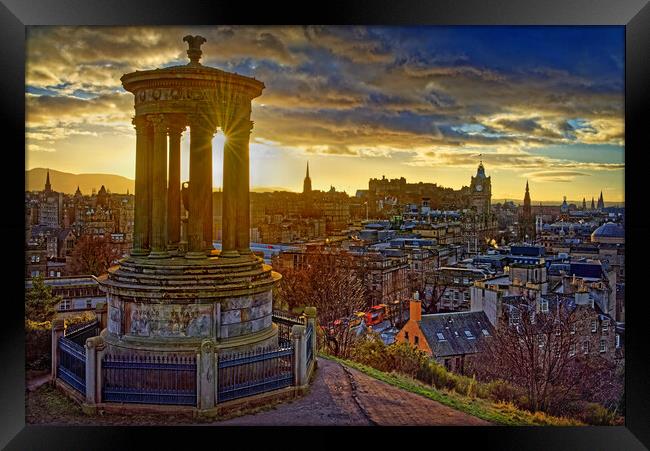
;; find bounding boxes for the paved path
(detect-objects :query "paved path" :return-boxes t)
[27,358,490,426]
[219,358,490,426]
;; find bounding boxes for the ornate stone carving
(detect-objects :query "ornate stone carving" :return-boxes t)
[183,35,207,66]
[126,302,212,338]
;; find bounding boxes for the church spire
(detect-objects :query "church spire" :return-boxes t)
[44,168,52,193]
[597,191,604,210]
[303,161,312,194]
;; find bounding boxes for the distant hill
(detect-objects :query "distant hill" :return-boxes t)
[26,168,135,195]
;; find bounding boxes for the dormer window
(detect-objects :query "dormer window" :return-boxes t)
[482,329,490,337]
[464,330,475,340]
[436,332,446,341]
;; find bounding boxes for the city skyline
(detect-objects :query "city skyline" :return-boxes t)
[26,26,624,201]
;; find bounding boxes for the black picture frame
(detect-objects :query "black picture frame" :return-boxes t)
[3,0,648,449]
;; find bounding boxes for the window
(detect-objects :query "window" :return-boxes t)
[60,299,71,310]
[464,330,475,340]
[569,343,576,357]
[540,298,549,313]
[616,334,621,349]
[509,310,520,326]
[570,323,576,335]
[436,332,446,341]
[482,329,490,337]
[602,319,609,333]
[582,341,590,354]
[404,331,409,342]
[414,336,419,345]
[591,320,597,333]
[600,339,607,353]
[49,271,54,277]
[538,335,545,347]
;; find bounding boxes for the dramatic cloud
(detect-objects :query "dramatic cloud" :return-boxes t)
[25,26,624,199]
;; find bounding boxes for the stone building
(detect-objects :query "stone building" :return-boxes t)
[396,298,495,374]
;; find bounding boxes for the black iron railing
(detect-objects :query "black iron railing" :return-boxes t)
[217,345,294,403]
[102,354,197,406]
[57,336,86,395]
[65,319,100,346]
[272,310,305,347]
[306,322,314,366]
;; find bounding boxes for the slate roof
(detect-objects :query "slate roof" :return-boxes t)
[591,222,624,239]
[418,311,494,358]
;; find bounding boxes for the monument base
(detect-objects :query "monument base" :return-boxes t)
[96,253,281,356]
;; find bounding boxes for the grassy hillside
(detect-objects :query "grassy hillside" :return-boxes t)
[321,353,584,426]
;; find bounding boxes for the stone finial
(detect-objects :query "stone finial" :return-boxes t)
[183,35,207,66]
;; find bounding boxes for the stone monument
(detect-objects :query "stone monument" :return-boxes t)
[97,35,281,356]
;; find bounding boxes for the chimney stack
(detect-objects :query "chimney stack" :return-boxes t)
[410,297,422,323]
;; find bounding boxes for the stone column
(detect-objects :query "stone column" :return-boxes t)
[221,131,239,258]
[167,121,184,252]
[95,302,107,331]
[198,339,217,409]
[186,115,215,259]
[51,318,65,382]
[234,119,254,256]
[148,114,169,258]
[84,335,105,405]
[291,324,307,386]
[304,306,318,372]
[131,116,151,256]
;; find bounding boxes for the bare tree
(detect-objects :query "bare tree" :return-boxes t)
[68,234,121,276]
[276,246,367,358]
[471,295,621,415]
[422,270,450,314]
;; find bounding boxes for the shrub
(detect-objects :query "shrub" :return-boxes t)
[25,320,52,370]
[578,402,620,426]
[486,379,525,405]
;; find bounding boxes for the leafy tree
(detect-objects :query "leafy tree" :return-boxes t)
[68,234,121,276]
[25,274,61,324]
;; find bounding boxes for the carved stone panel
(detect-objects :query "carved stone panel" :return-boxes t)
[124,302,214,338]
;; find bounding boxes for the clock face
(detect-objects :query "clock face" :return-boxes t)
[476,184,483,192]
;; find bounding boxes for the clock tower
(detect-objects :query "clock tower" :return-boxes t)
[469,161,491,215]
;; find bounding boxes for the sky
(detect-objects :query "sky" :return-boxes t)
[25,26,624,202]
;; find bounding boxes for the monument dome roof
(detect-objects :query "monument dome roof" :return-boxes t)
[591,222,624,239]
